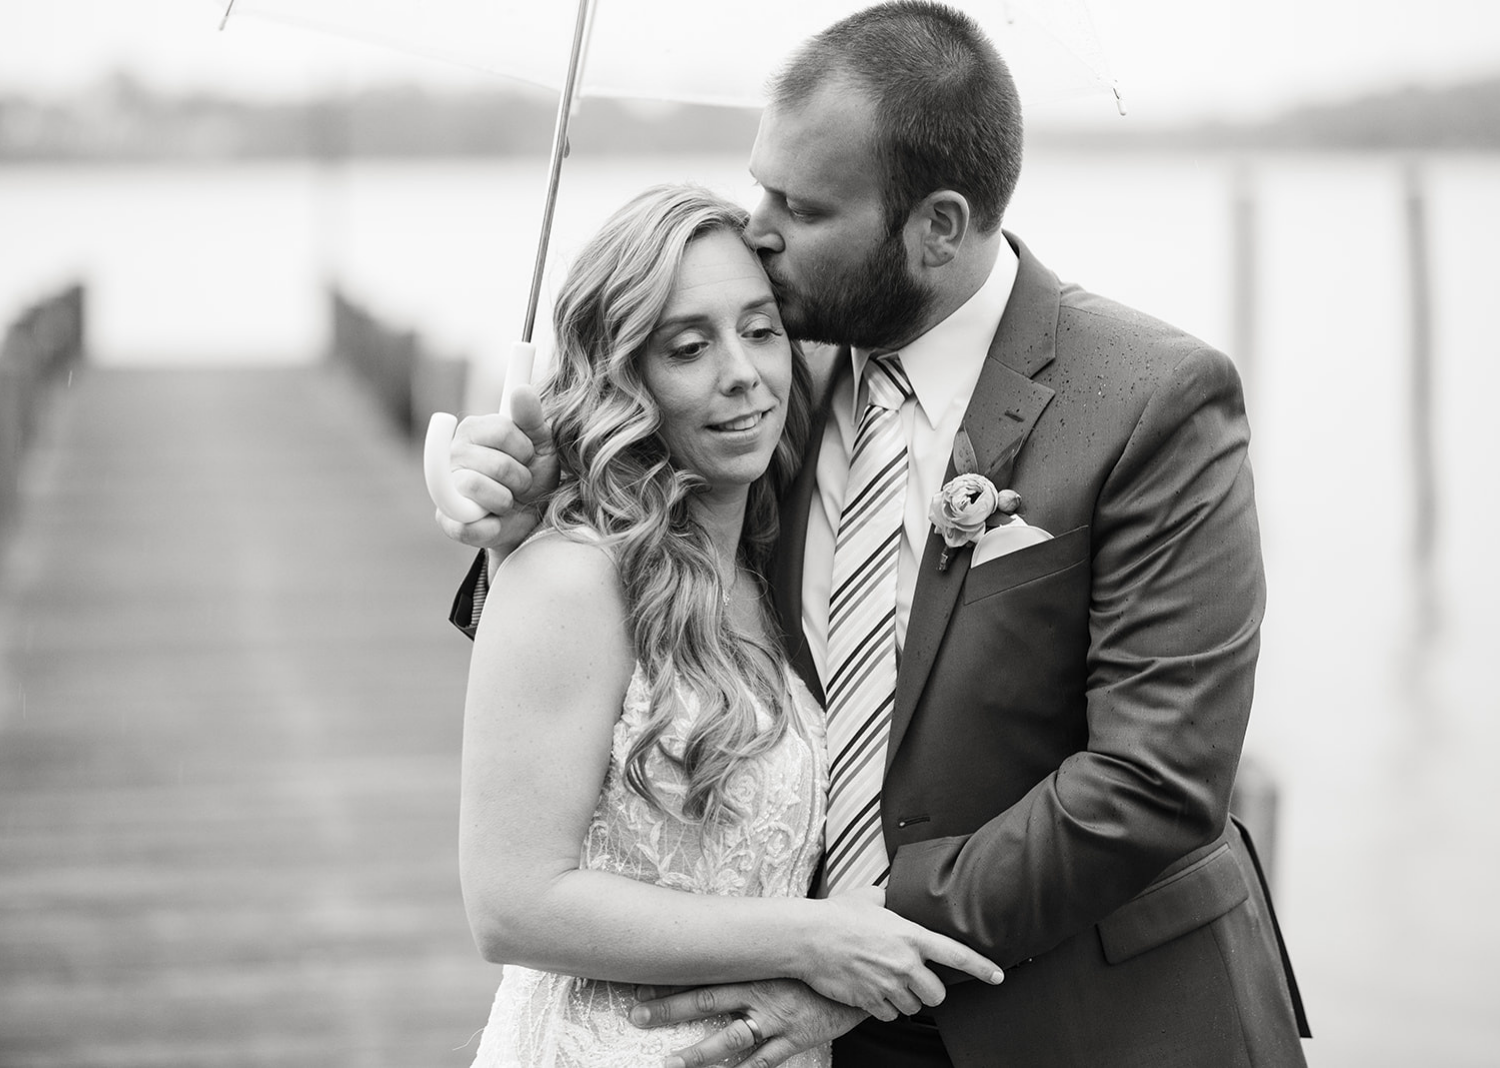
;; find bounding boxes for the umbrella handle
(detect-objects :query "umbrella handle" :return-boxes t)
[424,340,537,524]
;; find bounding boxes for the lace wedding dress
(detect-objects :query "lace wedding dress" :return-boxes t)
[468,662,832,1068]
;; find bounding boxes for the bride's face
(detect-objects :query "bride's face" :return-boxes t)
[639,230,792,498]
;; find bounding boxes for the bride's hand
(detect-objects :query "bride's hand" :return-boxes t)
[799,886,1004,1020]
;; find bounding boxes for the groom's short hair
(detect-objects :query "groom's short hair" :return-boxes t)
[770,0,1024,235]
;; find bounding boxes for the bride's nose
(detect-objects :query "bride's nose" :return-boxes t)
[719,337,760,393]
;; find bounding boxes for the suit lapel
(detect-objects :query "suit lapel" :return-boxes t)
[885,235,1061,769]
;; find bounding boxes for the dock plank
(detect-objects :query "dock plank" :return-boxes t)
[0,367,497,1067]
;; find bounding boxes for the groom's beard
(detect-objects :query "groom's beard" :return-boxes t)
[769,227,935,351]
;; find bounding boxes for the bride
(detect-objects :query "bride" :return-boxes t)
[460,185,1002,1067]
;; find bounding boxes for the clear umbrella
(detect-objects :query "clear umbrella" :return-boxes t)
[218,0,1120,110]
[216,0,1122,521]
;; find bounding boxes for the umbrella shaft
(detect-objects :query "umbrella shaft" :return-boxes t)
[522,0,594,343]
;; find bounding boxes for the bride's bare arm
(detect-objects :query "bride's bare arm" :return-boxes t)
[459,535,1002,1020]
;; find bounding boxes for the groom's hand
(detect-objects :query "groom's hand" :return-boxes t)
[630,978,865,1068]
[435,384,558,553]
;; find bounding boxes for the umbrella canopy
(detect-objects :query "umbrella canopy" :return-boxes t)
[216,0,1121,522]
[216,0,1120,111]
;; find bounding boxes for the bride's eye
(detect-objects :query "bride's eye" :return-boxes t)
[667,333,709,361]
[743,316,784,343]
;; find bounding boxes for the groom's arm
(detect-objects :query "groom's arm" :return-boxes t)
[885,342,1265,967]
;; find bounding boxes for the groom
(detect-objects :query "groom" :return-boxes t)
[440,4,1309,1065]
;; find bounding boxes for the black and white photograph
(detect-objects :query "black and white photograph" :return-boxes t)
[1,2,1496,1065]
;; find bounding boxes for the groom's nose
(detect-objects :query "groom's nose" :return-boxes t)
[745,196,785,255]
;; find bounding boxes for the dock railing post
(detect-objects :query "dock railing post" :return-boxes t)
[0,283,86,538]
[1231,754,1280,890]
[1230,160,1258,413]
[1403,161,1438,638]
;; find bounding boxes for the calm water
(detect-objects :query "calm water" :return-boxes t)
[4,152,1499,1065]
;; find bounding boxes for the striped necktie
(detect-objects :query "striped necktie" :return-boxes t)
[822,353,913,893]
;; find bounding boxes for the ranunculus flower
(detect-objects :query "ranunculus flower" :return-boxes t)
[928,473,1000,549]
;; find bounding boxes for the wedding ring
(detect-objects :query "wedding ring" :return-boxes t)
[740,1014,765,1045]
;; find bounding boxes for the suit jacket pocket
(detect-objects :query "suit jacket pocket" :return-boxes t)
[962,524,1089,604]
[1096,841,1250,964]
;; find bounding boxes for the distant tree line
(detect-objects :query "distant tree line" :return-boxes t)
[1033,76,1500,153]
[4,70,1500,162]
[0,72,761,162]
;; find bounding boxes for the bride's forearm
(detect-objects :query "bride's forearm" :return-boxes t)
[464,867,824,986]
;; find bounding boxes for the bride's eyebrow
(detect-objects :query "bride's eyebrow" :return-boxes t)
[652,296,777,337]
[651,313,707,335]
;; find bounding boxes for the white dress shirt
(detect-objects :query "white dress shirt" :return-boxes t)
[801,242,1019,689]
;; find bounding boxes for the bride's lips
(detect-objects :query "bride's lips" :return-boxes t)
[707,409,771,433]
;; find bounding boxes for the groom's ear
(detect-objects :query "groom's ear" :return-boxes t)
[909,189,972,268]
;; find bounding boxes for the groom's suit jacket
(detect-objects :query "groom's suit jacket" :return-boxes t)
[773,235,1309,1067]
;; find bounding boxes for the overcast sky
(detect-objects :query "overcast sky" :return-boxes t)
[1,0,1498,124]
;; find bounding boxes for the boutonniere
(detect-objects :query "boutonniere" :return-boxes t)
[928,474,1022,571]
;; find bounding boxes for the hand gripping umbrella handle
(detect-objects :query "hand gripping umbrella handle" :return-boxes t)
[424,340,537,524]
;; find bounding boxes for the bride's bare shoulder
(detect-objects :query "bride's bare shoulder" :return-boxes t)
[490,527,624,616]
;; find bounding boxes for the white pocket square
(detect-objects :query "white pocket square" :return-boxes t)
[970,518,1053,567]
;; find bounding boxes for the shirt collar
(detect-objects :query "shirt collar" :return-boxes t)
[849,237,1019,426]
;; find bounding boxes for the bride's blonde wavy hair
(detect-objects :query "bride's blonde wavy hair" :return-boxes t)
[538,184,813,825]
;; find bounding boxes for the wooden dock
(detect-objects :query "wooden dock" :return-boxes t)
[0,366,497,1067]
